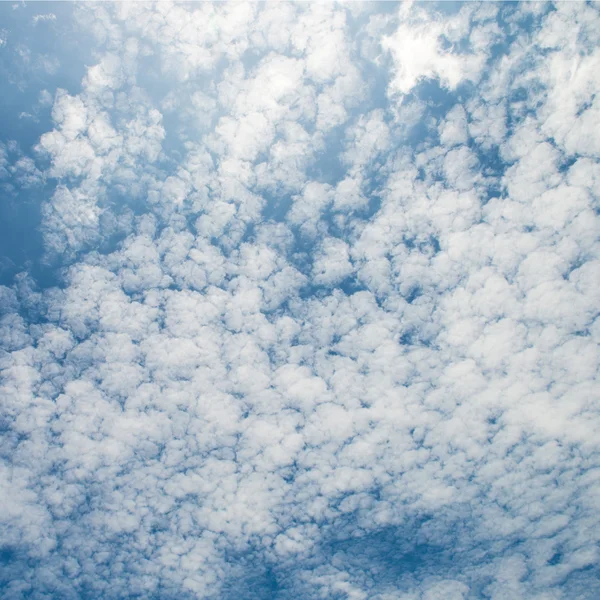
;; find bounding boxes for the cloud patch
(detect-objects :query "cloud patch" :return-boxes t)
[1,2,599,599]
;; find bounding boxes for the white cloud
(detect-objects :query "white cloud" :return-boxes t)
[32,13,56,25]
[2,3,600,599]
[439,104,468,147]
[382,4,488,96]
[312,237,353,286]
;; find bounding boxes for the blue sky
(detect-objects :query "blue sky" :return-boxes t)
[1,2,600,598]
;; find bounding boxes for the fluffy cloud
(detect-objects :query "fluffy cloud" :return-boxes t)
[1,2,599,599]
[382,3,492,96]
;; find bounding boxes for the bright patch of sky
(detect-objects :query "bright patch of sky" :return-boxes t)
[1,2,599,598]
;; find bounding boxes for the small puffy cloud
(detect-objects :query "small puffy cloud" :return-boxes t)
[312,237,353,286]
[342,109,390,172]
[439,104,469,147]
[383,4,487,96]
[83,53,125,94]
[50,89,87,141]
[288,181,333,235]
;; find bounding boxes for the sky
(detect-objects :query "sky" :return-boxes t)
[0,1,599,598]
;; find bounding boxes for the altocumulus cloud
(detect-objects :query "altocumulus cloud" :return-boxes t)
[0,2,599,599]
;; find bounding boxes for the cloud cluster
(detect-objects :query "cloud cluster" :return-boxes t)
[1,2,600,598]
